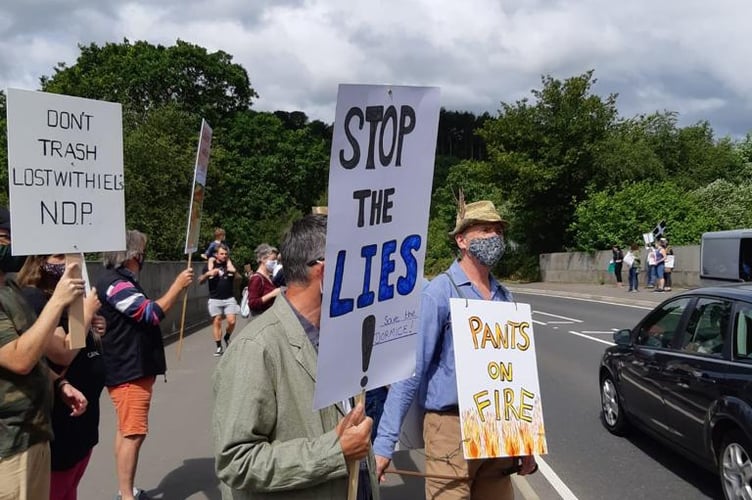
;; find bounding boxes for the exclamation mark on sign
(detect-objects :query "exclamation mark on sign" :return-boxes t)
[360,315,376,388]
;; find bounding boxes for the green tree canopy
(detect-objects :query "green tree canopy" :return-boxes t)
[40,39,257,126]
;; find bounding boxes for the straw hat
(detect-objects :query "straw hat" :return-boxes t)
[449,200,509,236]
[311,206,328,215]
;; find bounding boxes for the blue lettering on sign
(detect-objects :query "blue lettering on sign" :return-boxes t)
[329,234,422,318]
[357,244,378,308]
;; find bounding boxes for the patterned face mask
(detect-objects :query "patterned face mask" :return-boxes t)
[42,262,66,280]
[467,235,506,267]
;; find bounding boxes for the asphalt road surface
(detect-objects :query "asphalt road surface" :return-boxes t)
[78,292,725,499]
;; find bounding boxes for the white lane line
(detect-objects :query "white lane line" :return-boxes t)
[512,474,540,500]
[534,311,583,323]
[548,321,575,324]
[569,330,615,346]
[532,320,547,326]
[537,455,580,500]
[580,330,616,334]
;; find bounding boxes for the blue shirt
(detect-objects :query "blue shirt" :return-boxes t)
[372,260,513,458]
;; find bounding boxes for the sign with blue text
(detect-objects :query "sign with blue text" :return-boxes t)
[6,89,125,254]
[314,84,440,409]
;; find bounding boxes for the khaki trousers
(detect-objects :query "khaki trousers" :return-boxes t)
[423,411,514,500]
[0,441,51,500]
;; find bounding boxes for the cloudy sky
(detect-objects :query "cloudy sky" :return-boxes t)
[1,0,750,136]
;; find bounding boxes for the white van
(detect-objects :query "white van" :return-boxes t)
[700,229,752,284]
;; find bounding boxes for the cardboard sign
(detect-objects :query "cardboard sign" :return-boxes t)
[184,119,212,254]
[6,89,125,255]
[314,84,441,409]
[450,298,548,459]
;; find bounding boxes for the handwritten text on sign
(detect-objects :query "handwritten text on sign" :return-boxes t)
[314,85,440,409]
[7,89,125,254]
[450,299,548,459]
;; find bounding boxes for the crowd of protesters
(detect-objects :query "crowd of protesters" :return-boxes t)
[611,237,674,292]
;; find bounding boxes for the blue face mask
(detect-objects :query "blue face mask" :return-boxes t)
[467,235,506,267]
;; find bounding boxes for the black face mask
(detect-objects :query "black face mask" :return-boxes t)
[0,245,27,273]
[42,262,66,281]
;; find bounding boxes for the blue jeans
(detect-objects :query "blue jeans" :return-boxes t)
[629,267,639,291]
[647,265,656,286]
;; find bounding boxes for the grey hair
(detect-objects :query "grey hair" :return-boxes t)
[103,230,147,269]
[254,243,278,264]
[279,214,327,285]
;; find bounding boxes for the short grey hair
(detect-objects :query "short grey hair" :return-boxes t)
[103,230,147,269]
[254,243,278,264]
[279,214,327,285]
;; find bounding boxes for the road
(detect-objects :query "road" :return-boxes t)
[78,291,724,499]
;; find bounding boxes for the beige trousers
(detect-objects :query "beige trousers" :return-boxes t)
[0,441,51,500]
[423,411,514,500]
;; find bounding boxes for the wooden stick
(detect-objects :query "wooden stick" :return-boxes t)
[383,468,470,481]
[346,390,366,500]
[65,253,86,349]
[176,254,193,361]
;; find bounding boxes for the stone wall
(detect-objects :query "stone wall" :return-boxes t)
[539,245,701,287]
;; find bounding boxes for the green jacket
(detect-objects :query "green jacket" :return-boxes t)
[212,295,379,500]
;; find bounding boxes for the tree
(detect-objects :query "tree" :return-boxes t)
[40,39,257,126]
[479,71,619,255]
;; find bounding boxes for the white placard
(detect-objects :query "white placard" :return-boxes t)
[6,89,125,255]
[314,84,440,409]
[450,299,548,459]
[184,119,212,254]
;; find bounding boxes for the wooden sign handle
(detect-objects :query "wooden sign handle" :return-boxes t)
[176,254,192,361]
[347,390,366,500]
[65,253,86,349]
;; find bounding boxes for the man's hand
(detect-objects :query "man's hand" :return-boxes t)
[336,402,373,462]
[375,455,391,483]
[59,382,88,417]
[174,268,194,289]
[518,455,537,475]
[51,263,85,307]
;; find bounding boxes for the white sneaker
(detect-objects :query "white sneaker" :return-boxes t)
[214,346,223,357]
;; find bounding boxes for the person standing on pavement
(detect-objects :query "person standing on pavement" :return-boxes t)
[16,254,107,500]
[247,243,281,317]
[611,244,624,287]
[627,243,642,292]
[0,208,89,500]
[198,244,240,356]
[654,239,667,292]
[212,214,378,500]
[96,230,194,500]
[373,199,536,499]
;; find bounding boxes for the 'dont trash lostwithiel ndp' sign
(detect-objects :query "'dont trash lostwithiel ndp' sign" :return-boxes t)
[314,84,440,409]
[450,298,548,459]
[6,89,125,255]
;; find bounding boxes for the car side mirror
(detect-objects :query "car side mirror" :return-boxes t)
[613,329,632,346]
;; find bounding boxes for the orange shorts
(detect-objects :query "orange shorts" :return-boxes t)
[107,376,156,437]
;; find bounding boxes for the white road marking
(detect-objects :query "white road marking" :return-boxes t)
[548,320,575,324]
[568,330,615,346]
[537,455,580,500]
[580,330,616,334]
[534,311,583,323]
[512,474,540,500]
[532,320,547,326]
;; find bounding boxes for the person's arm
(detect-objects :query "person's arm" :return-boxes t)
[226,258,237,274]
[0,263,84,374]
[374,291,443,473]
[213,337,349,492]
[248,274,280,311]
[45,288,102,368]
[198,266,218,285]
[105,269,192,325]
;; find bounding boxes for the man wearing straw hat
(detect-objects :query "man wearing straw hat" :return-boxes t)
[373,198,537,499]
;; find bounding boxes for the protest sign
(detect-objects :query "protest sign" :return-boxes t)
[184,119,212,254]
[450,298,548,459]
[314,84,440,409]
[6,89,125,254]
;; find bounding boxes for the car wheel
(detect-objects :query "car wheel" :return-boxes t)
[719,429,752,500]
[600,374,629,436]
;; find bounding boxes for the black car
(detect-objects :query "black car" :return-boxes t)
[599,284,752,500]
